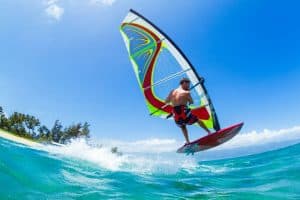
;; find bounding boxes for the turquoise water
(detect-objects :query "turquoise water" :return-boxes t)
[0,137,300,200]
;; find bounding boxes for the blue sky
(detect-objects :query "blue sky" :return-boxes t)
[0,0,299,141]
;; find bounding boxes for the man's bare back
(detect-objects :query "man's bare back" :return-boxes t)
[166,87,193,107]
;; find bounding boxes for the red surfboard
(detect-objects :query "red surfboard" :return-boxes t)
[177,122,244,154]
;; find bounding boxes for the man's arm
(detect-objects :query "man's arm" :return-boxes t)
[165,90,174,104]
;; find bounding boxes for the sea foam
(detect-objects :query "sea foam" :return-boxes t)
[41,125,300,173]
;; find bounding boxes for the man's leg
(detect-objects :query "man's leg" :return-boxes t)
[197,120,211,135]
[180,125,190,144]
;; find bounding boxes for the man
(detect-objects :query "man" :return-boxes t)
[165,78,211,145]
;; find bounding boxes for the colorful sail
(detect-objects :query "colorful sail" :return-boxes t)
[120,9,220,131]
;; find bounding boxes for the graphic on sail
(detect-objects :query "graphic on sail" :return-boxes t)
[120,9,220,131]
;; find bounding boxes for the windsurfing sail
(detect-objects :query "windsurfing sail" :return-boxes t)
[120,9,221,131]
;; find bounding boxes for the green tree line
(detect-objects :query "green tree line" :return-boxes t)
[0,106,90,144]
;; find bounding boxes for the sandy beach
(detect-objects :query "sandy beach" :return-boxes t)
[0,129,42,147]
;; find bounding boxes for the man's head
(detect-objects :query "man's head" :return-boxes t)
[180,78,190,90]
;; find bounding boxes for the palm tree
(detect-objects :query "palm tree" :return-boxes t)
[24,115,40,137]
[81,122,90,137]
[51,120,63,142]
[38,125,51,141]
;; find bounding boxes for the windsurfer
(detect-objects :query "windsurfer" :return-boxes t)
[165,78,211,145]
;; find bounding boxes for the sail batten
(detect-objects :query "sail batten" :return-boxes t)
[143,68,192,90]
[120,9,221,131]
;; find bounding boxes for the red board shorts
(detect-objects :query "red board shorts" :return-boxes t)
[173,105,198,128]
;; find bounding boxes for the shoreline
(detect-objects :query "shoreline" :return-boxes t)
[0,129,42,147]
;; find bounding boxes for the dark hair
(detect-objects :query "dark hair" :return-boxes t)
[180,78,190,85]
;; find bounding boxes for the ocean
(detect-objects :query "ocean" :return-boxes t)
[0,127,300,199]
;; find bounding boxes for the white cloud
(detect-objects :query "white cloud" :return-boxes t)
[90,0,116,6]
[94,138,179,153]
[92,125,300,156]
[45,0,64,21]
[46,0,59,5]
[215,125,300,151]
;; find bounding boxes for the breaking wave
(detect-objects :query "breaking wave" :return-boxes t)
[41,125,300,174]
